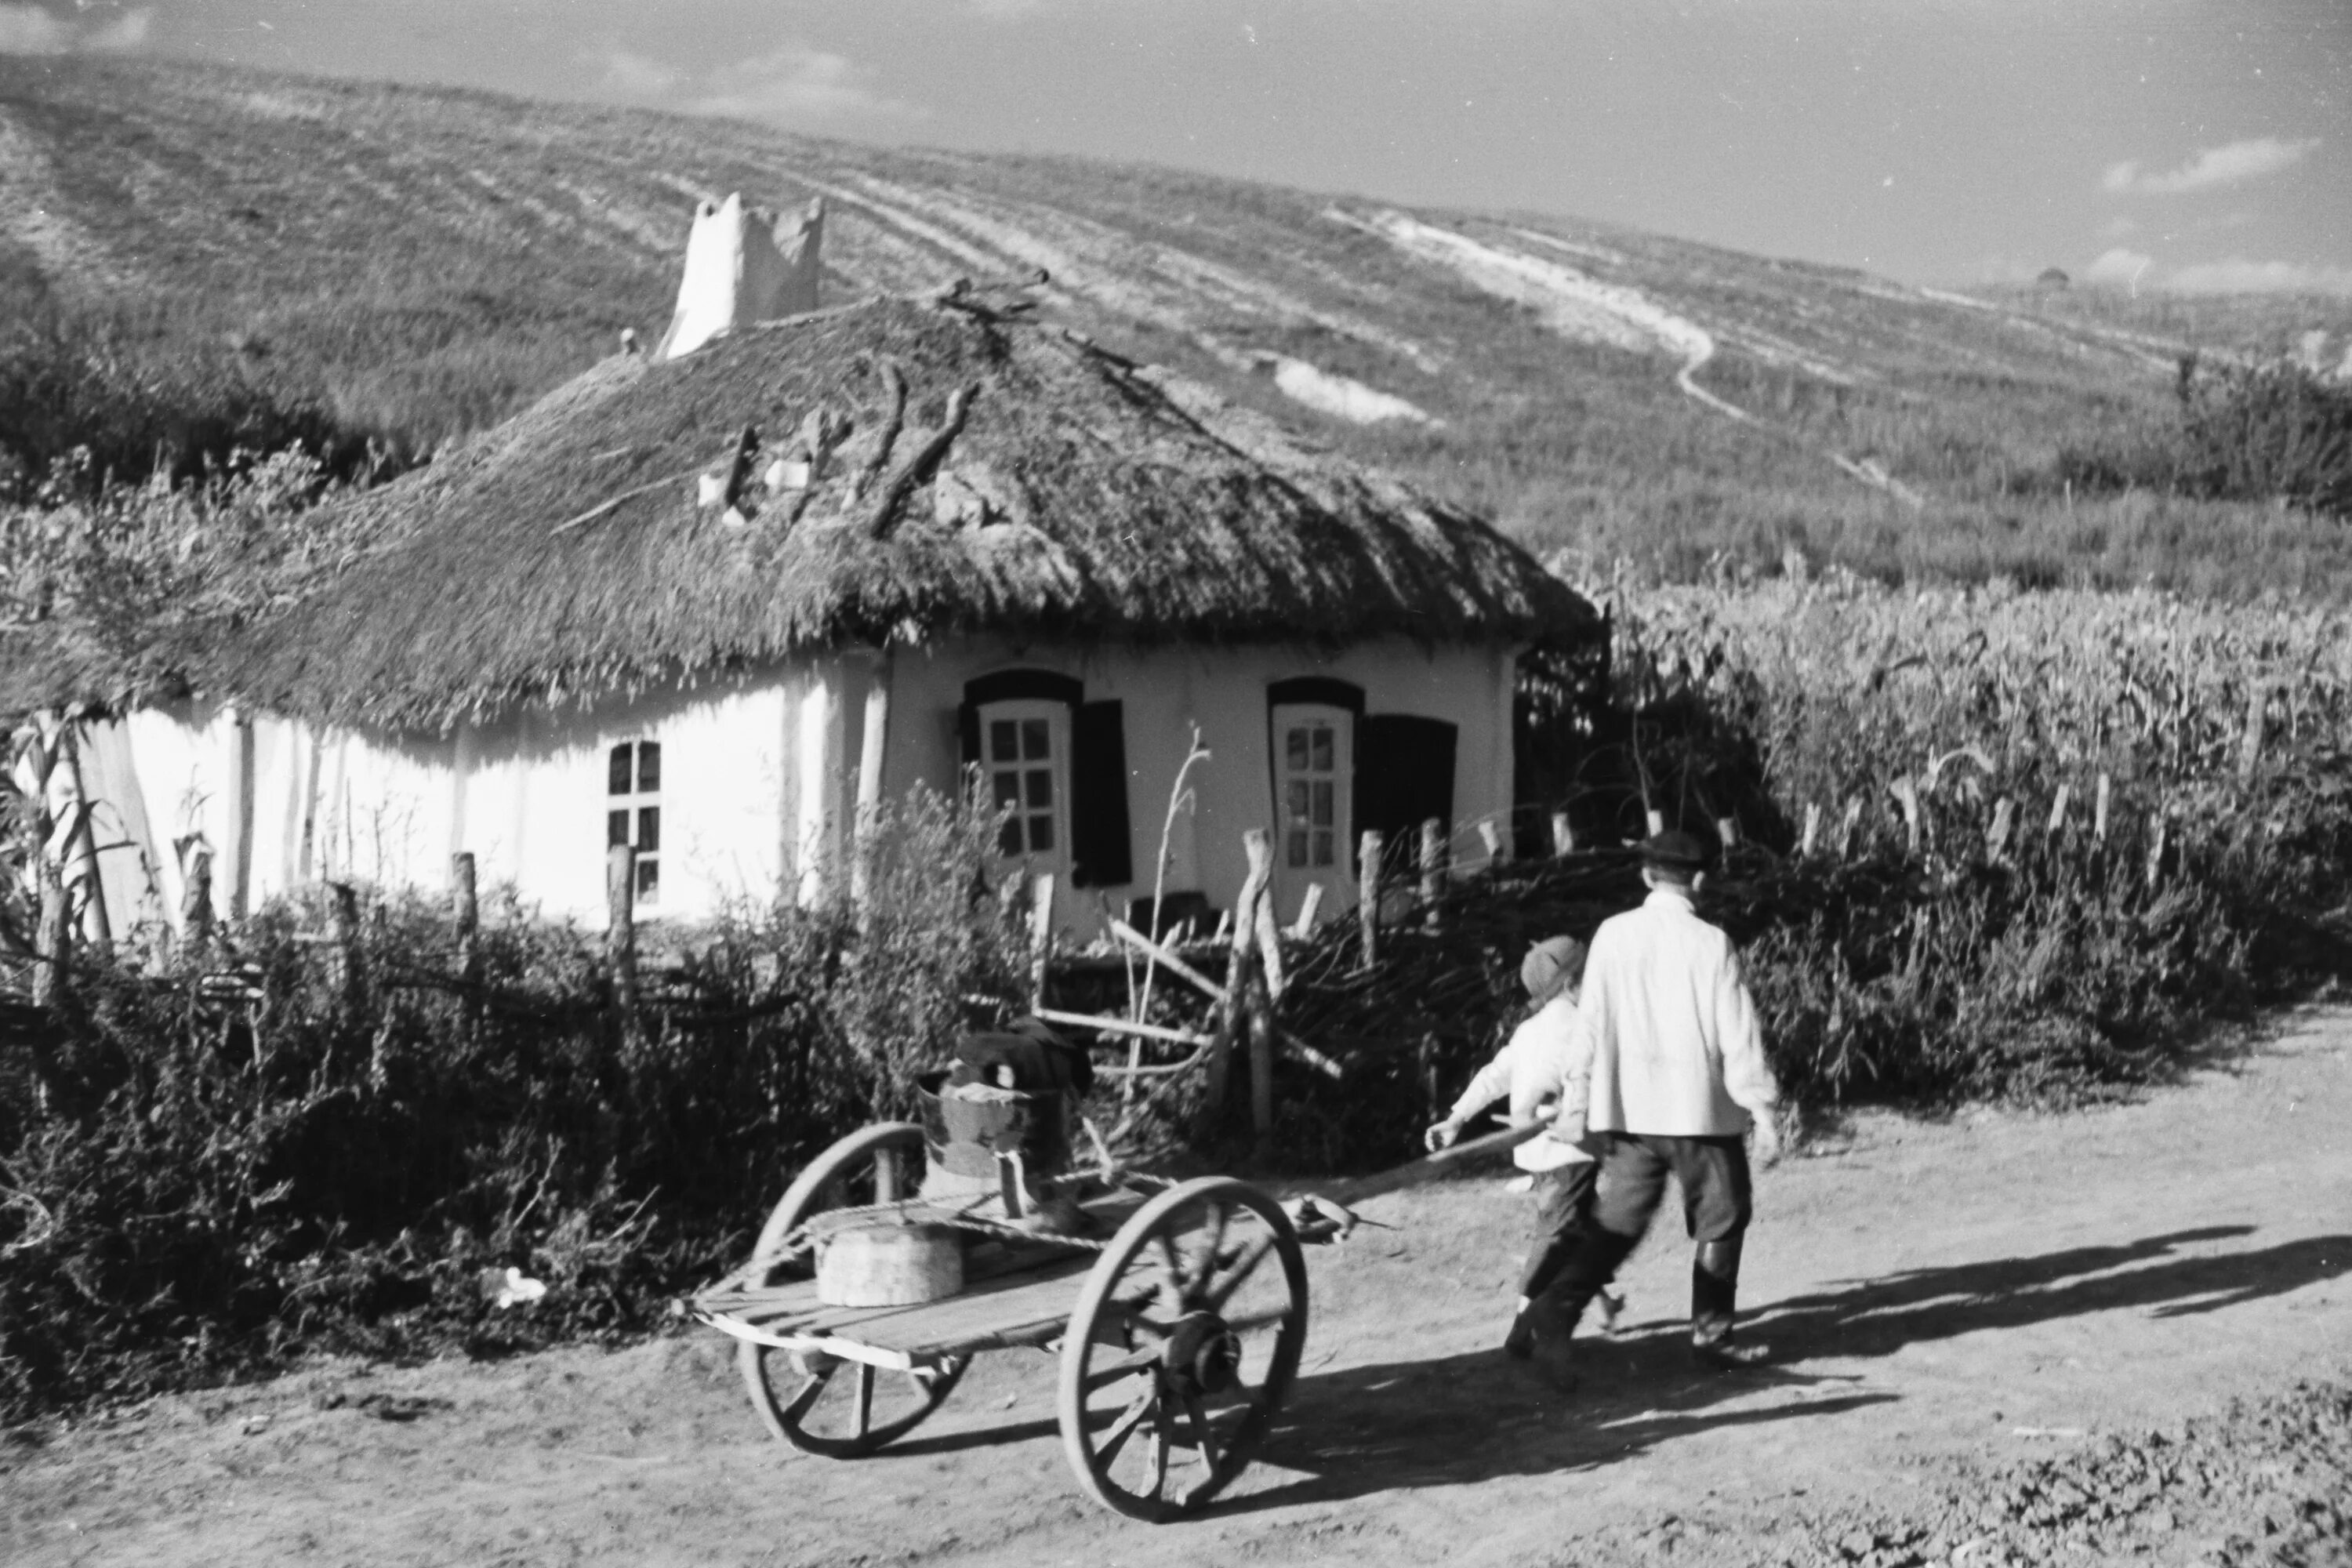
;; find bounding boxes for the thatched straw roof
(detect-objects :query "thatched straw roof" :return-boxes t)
[28,293,1595,731]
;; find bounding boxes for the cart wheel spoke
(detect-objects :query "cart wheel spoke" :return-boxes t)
[1152,1232,1189,1316]
[1186,1203,1229,1296]
[1203,1232,1278,1312]
[1142,1424,1169,1500]
[1092,1385,1159,1469]
[1083,1349,1159,1394]
[851,1362,875,1438]
[1181,1392,1223,1477]
[781,1356,837,1423]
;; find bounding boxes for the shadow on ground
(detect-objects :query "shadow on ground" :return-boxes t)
[1219,1225,2350,1513]
[863,1226,2349,1512]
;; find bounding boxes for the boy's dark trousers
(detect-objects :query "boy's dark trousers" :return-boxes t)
[1516,1160,1599,1301]
[1544,1132,1753,1348]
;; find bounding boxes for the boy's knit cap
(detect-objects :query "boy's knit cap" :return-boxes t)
[1520,935,1588,1004]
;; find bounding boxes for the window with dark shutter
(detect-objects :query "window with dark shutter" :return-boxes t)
[956,672,1130,887]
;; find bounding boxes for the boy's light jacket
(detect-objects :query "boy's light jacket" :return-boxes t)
[1579,887,1780,1138]
[1446,993,1595,1171]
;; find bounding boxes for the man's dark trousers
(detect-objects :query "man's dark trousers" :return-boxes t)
[1544,1133,1753,1348]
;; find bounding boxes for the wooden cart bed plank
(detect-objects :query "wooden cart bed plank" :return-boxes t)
[700,1253,1145,1356]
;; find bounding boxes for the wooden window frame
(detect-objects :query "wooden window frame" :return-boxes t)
[975,699,1071,877]
[606,739,662,906]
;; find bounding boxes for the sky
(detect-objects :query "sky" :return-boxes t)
[5,0,2348,292]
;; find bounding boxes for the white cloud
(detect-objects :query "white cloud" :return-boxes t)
[587,43,684,98]
[692,43,922,124]
[2164,258,2352,296]
[2083,248,2155,289]
[2105,136,2322,196]
[84,6,150,50]
[2096,215,2137,241]
[0,4,71,53]
[0,2,150,55]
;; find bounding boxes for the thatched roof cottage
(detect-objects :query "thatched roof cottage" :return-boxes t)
[16,221,1595,940]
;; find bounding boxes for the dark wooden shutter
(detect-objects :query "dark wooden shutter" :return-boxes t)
[1356,715,1457,870]
[1069,700,1133,887]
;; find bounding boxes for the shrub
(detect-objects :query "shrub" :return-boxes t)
[0,789,1027,1421]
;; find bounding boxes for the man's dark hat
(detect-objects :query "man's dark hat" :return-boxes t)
[1640,829,1710,870]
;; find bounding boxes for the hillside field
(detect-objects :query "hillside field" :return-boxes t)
[4,53,2350,595]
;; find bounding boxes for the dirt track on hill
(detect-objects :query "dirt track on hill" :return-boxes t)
[5,1014,2349,1567]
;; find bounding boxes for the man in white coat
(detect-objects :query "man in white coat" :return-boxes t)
[1547,829,1784,1370]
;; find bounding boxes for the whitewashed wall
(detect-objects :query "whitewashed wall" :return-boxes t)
[89,674,800,931]
[883,634,1517,936]
[79,634,1513,939]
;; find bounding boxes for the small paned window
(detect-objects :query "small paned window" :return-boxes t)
[978,702,1069,869]
[1280,720,1341,869]
[607,740,662,904]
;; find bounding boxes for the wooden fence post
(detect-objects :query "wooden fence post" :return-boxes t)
[607,844,639,1044]
[2046,783,2071,838]
[1252,848,1284,1003]
[1028,873,1056,1013]
[328,881,365,1019]
[1356,829,1382,974]
[2238,682,2267,782]
[2094,773,2111,845]
[452,852,479,978]
[1418,818,1445,929]
[851,673,891,918]
[1836,797,1861,858]
[1550,811,1575,858]
[2146,811,2169,890]
[1715,816,1740,853]
[452,851,481,1037]
[32,852,68,1010]
[1645,807,1666,838]
[1207,831,1272,1131]
[1290,882,1324,939]
[1800,803,1821,858]
[182,843,215,953]
[1477,820,1509,871]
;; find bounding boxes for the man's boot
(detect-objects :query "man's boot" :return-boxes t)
[1690,1236,1767,1370]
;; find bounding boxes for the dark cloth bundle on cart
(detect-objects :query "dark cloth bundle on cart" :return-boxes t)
[947,1017,1093,1096]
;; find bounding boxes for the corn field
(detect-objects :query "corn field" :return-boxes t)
[1571,563,2352,1104]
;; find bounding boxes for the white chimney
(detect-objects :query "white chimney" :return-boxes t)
[655,194,824,361]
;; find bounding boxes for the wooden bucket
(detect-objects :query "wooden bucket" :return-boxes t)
[815,1221,964,1308]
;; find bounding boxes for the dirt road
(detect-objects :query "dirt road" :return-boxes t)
[6,1013,2348,1567]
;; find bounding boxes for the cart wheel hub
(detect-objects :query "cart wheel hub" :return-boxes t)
[1162,1312,1241,1396]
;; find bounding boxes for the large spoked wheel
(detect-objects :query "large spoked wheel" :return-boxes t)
[737,1122,969,1458]
[1057,1176,1308,1521]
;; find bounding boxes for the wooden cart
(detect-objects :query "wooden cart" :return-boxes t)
[692,1118,1536,1522]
